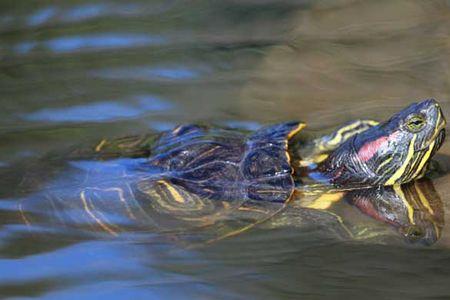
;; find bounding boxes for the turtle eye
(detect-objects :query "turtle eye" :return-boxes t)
[405,114,426,133]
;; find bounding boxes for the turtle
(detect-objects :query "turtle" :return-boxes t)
[16,99,446,246]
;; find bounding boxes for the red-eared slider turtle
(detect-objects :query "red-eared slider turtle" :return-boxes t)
[17,99,446,245]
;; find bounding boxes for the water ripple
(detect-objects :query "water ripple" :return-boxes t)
[147,121,176,132]
[12,33,166,55]
[221,121,262,130]
[24,3,151,28]
[45,33,166,53]
[0,241,149,282]
[91,66,200,81]
[22,96,173,123]
[27,7,57,27]
[63,3,108,21]
[13,41,37,55]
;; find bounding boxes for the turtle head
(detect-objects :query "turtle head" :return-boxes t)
[321,99,446,186]
[360,99,446,185]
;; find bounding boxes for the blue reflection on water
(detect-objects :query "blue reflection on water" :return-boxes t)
[25,102,145,122]
[148,121,176,132]
[63,3,141,21]
[23,96,173,123]
[0,199,18,211]
[25,3,143,27]
[43,280,225,300]
[0,235,227,299]
[67,158,165,186]
[13,33,166,55]
[63,4,105,21]
[92,66,199,81]
[0,241,150,282]
[14,41,37,55]
[45,34,166,53]
[137,95,173,111]
[222,121,261,130]
[27,6,56,26]
[147,68,198,80]
[69,158,157,174]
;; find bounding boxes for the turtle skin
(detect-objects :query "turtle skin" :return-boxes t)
[147,122,304,203]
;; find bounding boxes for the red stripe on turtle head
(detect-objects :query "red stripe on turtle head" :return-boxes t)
[357,132,399,162]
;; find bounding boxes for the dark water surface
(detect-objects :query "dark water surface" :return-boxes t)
[1,1,450,299]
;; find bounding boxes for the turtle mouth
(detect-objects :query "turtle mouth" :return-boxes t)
[418,127,446,152]
[434,129,446,152]
[425,128,446,155]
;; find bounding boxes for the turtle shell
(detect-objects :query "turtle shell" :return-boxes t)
[15,121,305,245]
[147,121,305,203]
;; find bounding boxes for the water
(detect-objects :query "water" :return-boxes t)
[0,0,450,299]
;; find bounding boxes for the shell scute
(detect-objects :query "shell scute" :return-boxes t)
[148,121,304,202]
[241,146,291,180]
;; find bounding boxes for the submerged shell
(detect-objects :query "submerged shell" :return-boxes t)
[147,122,304,203]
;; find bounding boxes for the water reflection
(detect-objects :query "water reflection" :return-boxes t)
[61,3,138,22]
[91,66,201,81]
[148,121,176,132]
[11,150,445,247]
[27,7,56,27]
[0,240,151,282]
[0,153,447,299]
[13,41,37,55]
[221,120,262,130]
[25,2,156,27]
[50,34,165,53]
[13,33,166,55]
[23,95,173,123]
[344,180,444,245]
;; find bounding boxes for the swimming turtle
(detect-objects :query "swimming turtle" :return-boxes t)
[17,99,446,245]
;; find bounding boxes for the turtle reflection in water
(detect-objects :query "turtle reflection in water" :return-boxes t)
[19,99,446,245]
